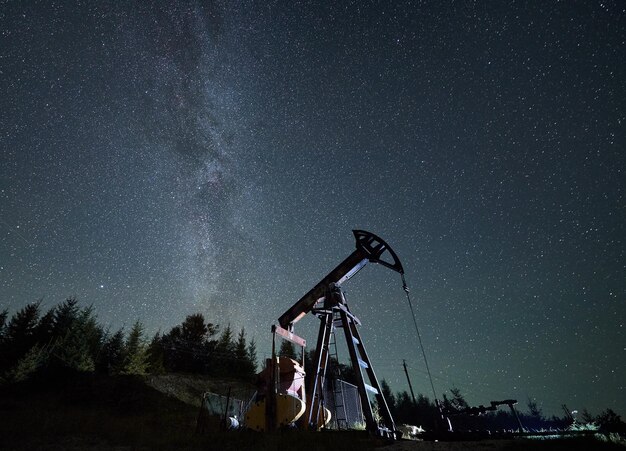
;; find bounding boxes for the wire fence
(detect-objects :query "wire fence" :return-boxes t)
[323,379,364,430]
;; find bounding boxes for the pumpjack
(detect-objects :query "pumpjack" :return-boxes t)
[245,230,405,439]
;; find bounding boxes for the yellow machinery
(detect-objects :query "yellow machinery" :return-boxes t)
[245,356,307,431]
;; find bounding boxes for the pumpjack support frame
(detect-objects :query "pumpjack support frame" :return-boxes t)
[307,283,398,438]
[275,230,405,439]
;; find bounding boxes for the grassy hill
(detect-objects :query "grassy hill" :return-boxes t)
[1,372,204,449]
[0,372,623,450]
[0,371,378,450]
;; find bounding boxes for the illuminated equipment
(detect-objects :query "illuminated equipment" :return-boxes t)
[443,399,525,434]
[252,230,405,439]
[245,356,307,431]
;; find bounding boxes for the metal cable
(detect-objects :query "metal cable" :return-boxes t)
[401,273,438,403]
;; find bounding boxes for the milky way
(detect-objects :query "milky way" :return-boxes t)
[1,1,624,417]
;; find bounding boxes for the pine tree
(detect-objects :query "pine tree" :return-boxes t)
[8,345,48,382]
[526,397,543,418]
[45,298,79,371]
[51,298,79,340]
[278,339,297,359]
[233,328,256,379]
[146,332,166,374]
[523,396,545,430]
[52,305,104,371]
[122,321,149,375]
[1,301,41,374]
[449,387,469,411]
[394,390,415,424]
[52,307,96,373]
[5,301,41,345]
[380,379,396,413]
[213,324,234,375]
[98,328,126,375]
[415,394,438,431]
[0,309,7,375]
[0,309,8,340]
[217,324,234,355]
[34,306,56,346]
[596,408,626,433]
[235,328,247,360]
[78,306,104,365]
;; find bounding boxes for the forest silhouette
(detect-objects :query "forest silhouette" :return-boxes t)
[1,298,624,436]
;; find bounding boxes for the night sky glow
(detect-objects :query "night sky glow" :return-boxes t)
[1,2,624,418]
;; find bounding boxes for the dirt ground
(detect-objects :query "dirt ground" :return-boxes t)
[380,437,625,451]
[382,439,513,450]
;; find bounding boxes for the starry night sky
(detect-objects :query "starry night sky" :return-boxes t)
[1,1,624,418]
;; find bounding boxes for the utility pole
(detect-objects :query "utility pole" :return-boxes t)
[402,359,417,404]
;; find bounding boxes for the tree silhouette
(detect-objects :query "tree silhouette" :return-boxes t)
[380,379,396,413]
[0,301,42,375]
[79,306,104,364]
[51,298,79,339]
[161,313,219,373]
[523,396,545,430]
[181,313,217,343]
[3,296,624,437]
[442,387,469,414]
[0,308,7,375]
[526,397,543,418]
[7,345,48,382]
[580,408,595,424]
[596,408,626,433]
[146,332,166,374]
[247,338,258,373]
[122,321,149,375]
[394,390,415,424]
[51,309,97,372]
[278,339,297,359]
[231,328,256,380]
[46,302,106,373]
[97,328,126,375]
[0,308,9,340]
[216,324,234,354]
[212,324,235,375]
[33,306,55,346]
[235,328,247,359]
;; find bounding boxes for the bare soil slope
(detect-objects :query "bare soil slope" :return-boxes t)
[0,372,622,450]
